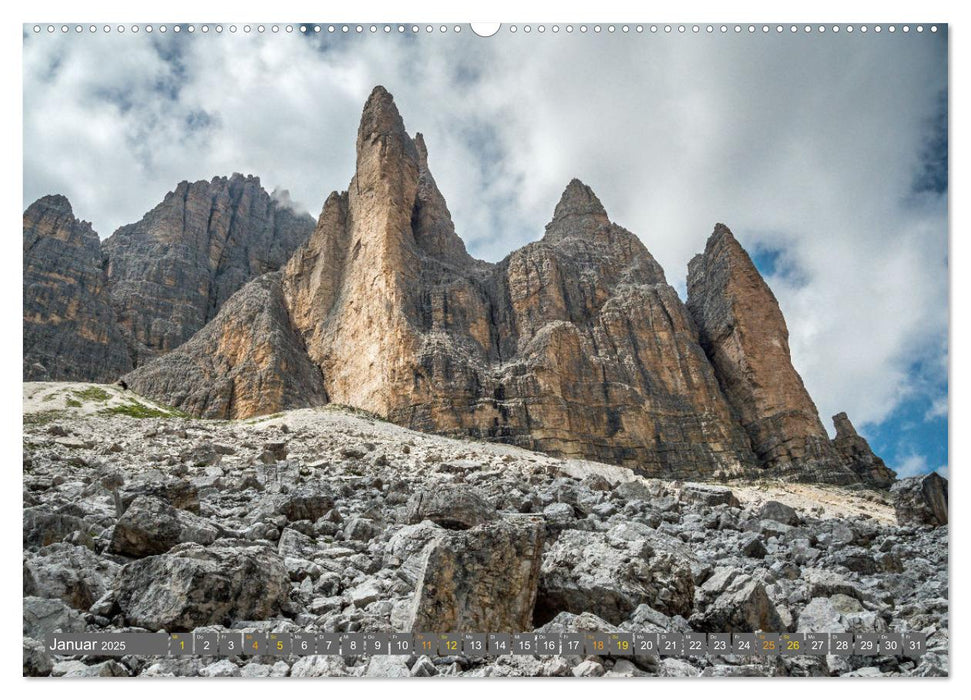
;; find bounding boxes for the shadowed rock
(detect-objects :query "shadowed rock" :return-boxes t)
[23,196,132,382]
[832,412,897,489]
[103,174,314,365]
[891,473,947,526]
[687,224,859,484]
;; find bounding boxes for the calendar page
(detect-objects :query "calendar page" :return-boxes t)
[22,19,948,680]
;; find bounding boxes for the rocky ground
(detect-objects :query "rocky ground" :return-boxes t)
[23,382,948,678]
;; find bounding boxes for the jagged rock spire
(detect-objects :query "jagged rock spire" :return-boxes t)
[543,178,611,242]
[832,412,897,488]
[687,223,859,484]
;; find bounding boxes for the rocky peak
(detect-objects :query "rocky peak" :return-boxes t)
[543,178,611,242]
[24,195,93,248]
[833,411,859,440]
[354,86,420,196]
[687,224,858,484]
[102,174,314,365]
[831,412,897,489]
[23,196,132,382]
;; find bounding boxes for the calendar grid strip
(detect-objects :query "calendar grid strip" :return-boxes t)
[45,631,927,659]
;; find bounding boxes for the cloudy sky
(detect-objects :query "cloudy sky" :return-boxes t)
[23,25,948,477]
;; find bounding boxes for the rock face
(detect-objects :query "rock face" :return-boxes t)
[59,86,892,486]
[23,196,133,382]
[122,272,326,419]
[831,412,897,488]
[103,174,314,365]
[133,86,766,481]
[891,473,948,527]
[23,178,314,382]
[687,225,858,484]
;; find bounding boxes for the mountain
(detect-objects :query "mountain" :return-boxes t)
[23,196,133,382]
[22,176,315,379]
[124,86,866,485]
[102,174,315,365]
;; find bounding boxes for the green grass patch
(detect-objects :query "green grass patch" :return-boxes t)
[100,400,188,419]
[72,386,111,402]
[23,410,65,426]
[65,399,81,408]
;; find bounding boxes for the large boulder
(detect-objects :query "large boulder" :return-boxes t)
[253,487,335,523]
[23,596,87,639]
[692,567,787,632]
[405,485,497,530]
[119,478,200,514]
[891,473,948,527]
[407,516,544,633]
[536,523,694,624]
[23,507,94,551]
[113,540,289,631]
[108,495,218,557]
[23,543,119,610]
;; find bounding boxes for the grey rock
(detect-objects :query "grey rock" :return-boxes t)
[796,597,847,633]
[23,636,52,676]
[405,485,497,530]
[23,507,94,551]
[537,526,694,624]
[109,495,218,557]
[199,659,241,677]
[572,659,605,677]
[23,596,87,639]
[759,500,798,525]
[694,567,787,632]
[23,543,119,610]
[113,541,289,631]
[891,473,948,527]
[408,516,544,633]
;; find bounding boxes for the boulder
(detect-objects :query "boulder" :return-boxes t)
[759,500,798,525]
[23,508,93,551]
[23,543,119,610]
[113,540,289,631]
[693,567,786,632]
[108,495,218,557]
[407,516,544,633]
[23,596,86,639]
[23,636,52,676]
[892,473,947,527]
[405,485,497,530]
[536,524,694,624]
[120,478,201,514]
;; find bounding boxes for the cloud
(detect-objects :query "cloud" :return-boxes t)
[23,28,948,470]
[894,453,930,479]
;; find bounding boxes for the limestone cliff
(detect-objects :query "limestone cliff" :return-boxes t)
[686,224,858,484]
[132,87,758,480]
[103,174,314,365]
[117,86,888,485]
[23,196,132,382]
